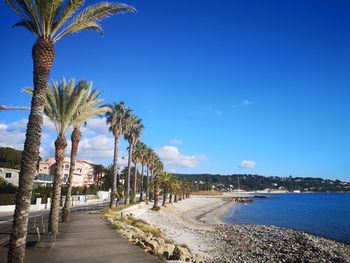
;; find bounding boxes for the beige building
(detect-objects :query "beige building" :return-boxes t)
[38,157,95,187]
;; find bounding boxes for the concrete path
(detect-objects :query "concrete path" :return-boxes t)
[1,213,161,263]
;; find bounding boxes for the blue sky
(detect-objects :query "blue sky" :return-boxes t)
[0,0,350,181]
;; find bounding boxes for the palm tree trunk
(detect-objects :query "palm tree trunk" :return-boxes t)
[149,170,154,201]
[145,167,149,201]
[169,193,173,204]
[133,162,137,203]
[139,163,144,202]
[109,136,119,208]
[8,37,55,263]
[152,175,159,210]
[49,135,68,234]
[162,191,167,206]
[174,195,178,203]
[62,127,80,223]
[125,143,133,205]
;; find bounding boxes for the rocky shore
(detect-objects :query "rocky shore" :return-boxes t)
[209,224,350,263]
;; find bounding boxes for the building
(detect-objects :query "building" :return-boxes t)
[38,157,96,187]
[0,167,20,186]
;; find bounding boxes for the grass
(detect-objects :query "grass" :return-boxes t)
[100,204,133,214]
[114,215,163,238]
[191,190,223,196]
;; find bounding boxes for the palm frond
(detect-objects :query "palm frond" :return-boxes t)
[53,2,135,42]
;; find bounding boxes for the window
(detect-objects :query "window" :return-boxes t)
[65,164,69,169]
[5,173,11,178]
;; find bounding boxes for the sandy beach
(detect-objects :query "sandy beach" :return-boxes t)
[137,195,350,263]
[138,195,236,261]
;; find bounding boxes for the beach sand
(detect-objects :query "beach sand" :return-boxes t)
[138,196,234,260]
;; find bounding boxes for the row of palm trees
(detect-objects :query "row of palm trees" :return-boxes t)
[4,1,136,262]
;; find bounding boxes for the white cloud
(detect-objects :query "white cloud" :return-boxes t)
[170,138,183,145]
[239,160,256,168]
[0,119,27,150]
[242,99,252,105]
[81,117,110,136]
[156,146,197,168]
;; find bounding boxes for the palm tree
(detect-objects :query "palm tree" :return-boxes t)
[138,142,148,202]
[62,81,108,223]
[25,79,86,234]
[146,149,157,201]
[158,172,173,206]
[5,1,135,261]
[124,115,144,205]
[131,141,143,203]
[106,102,132,208]
[152,159,164,210]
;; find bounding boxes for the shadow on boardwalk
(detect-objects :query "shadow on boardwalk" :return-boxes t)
[1,213,161,263]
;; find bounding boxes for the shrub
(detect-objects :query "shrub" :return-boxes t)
[0,194,16,205]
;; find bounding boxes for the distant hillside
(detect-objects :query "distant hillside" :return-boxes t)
[0,147,22,170]
[174,173,350,193]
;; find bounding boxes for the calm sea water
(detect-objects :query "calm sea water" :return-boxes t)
[224,193,350,244]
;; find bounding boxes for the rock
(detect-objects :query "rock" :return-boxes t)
[193,255,204,263]
[158,243,176,259]
[143,237,159,251]
[173,245,192,262]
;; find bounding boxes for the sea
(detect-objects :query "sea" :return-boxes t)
[224,193,350,244]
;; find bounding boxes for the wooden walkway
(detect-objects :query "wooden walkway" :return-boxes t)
[1,213,161,263]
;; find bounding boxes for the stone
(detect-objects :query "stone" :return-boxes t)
[158,243,176,259]
[193,255,204,263]
[173,245,192,261]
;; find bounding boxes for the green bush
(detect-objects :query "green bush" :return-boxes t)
[0,194,16,205]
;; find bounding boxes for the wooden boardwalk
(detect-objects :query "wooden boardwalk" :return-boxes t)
[1,213,161,263]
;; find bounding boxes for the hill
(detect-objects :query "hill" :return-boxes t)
[0,147,22,170]
[174,173,350,193]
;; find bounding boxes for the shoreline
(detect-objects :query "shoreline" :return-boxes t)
[135,195,350,262]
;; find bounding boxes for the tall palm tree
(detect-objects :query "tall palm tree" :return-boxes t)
[147,149,157,201]
[124,115,144,205]
[152,159,164,210]
[106,102,132,208]
[62,81,108,223]
[5,1,135,261]
[25,79,86,233]
[131,141,142,203]
[158,172,173,207]
[138,142,148,202]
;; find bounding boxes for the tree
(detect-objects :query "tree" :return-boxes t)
[124,115,144,205]
[106,102,132,208]
[25,79,87,234]
[152,159,164,210]
[131,141,142,203]
[137,142,148,202]
[93,164,106,187]
[62,82,108,223]
[5,1,135,261]
[158,172,173,206]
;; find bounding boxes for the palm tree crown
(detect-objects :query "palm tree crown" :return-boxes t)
[106,101,132,138]
[6,0,136,43]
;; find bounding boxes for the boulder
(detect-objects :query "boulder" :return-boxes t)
[193,255,204,263]
[158,243,176,259]
[173,245,192,262]
[143,237,159,251]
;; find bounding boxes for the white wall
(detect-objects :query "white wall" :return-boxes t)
[0,167,19,186]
